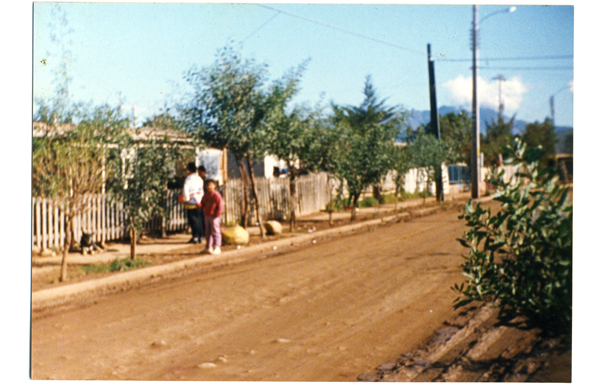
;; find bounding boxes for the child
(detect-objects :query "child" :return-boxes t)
[198,179,224,254]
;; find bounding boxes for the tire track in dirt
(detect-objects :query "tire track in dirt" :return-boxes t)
[32,207,473,381]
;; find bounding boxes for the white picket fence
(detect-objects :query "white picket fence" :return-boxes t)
[31,190,188,252]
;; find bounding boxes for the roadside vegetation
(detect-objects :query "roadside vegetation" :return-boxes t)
[454,138,572,342]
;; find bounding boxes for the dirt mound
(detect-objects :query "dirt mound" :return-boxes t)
[358,303,571,382]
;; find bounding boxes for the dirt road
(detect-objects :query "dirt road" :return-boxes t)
[31,205,476,381]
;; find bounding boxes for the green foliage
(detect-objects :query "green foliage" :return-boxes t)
[181,46,268,156]
[358,196,379,208]
[81,258,150,273]
[454,138,572,339]
[521,118,558,169]
[331,76,406,217]
[142,109,185,131]
[482,113,516,166]
[439,110,472,164]
[108,131,185,237]
[390,145,411,199]
[406,132,449,185]
[378,193,397,204]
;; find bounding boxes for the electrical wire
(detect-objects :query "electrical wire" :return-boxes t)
[256,5,571,71]
[439,55,573,62]
[479,66,573,71]
[241,11,281,43]
[258,4,426,57]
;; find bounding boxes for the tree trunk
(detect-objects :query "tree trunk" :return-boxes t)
[373,184,381,200]
[235,155,251,228]
[327,174,334,226]
[289,169,297,232]
[130,227,137,260]
[351,194,359,221]
[435,165,445,202]
[60,216,73,282]
[246,154,266,238]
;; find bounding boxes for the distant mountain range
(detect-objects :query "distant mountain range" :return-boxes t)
[406,105,573,153]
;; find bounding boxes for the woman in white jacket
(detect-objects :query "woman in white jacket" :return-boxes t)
[182,162,204,243]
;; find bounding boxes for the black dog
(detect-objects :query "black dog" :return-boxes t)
[80,232,104,255]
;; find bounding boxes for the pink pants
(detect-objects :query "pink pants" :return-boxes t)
[205,216,221,249]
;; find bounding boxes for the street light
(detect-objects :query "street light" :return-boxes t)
[471,5,516,199]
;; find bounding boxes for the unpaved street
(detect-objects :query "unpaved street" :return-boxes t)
[31,205,474,381]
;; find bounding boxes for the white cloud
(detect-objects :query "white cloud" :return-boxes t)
[442,75,527,112]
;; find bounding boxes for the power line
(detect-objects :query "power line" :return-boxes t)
[439,55,573,62]
[479,66,573,71]
[258,4,426,57]
[241,10,281,43]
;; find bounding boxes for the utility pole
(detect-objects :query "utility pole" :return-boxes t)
[493,74,506,118]
[427,44,441,140]
[471,4,481,199]
[427,43,444,202]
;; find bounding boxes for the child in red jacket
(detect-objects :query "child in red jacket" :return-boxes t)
[198,179,224,254]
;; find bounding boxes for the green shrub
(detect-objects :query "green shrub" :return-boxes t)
[454,138,572,339]
[378,193,396,204]
[401,191,430,200]
[358,196,379,208]
[325,196,347,212]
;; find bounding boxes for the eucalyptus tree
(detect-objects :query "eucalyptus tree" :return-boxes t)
[331,76,405,221]
[181,47,271,234]
[181,47,310,237]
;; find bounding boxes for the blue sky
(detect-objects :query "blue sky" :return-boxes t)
[32,1,574,127]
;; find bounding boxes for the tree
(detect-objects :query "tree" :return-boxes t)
[33,105,129,281]
[521,118,558,170]
[302,114,346,226]
[406,132,449,202]
[181,47,271,235]
[482,113,516,166]
[262,64,313,231]
[439,110,472,164]
[182,47,309,237]
[142,109,184,131]
[331,76,405,220]
[390,144,412,209]
[108,130,188,259]
[454,138,572,340]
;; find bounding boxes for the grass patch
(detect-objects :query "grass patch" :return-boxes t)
[400,191,432,200]
[81,258,151,274]
[358,196,379,208]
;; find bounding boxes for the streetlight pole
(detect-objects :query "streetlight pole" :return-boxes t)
[471,5,481,198]
[470,5,516,199]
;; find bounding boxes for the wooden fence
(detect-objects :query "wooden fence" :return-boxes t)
[31,168,480,252]
[221,172,331,225]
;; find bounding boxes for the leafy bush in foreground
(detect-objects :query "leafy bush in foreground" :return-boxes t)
[454,138,572,338]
